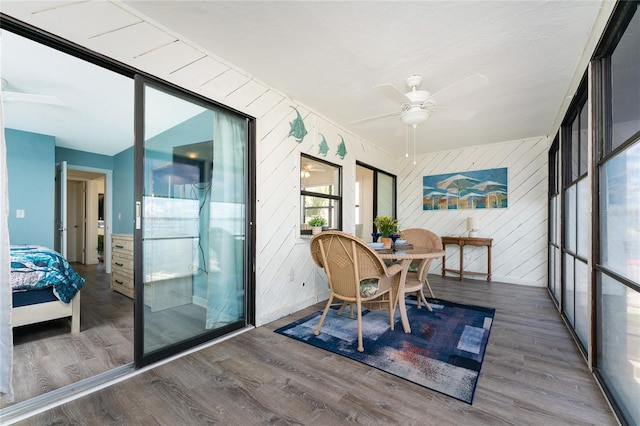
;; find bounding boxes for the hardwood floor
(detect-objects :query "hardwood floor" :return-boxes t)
[1,262,134,408]
[10,275,617,425]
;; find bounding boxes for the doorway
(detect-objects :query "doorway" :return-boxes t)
[66,169,108,267]
[356,162,397,241]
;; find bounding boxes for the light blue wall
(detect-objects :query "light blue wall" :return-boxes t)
[6,129,55,247]
[113,147,134,234]
[7,129,134,243]
[56,147,113,170]
[57,145,133,234]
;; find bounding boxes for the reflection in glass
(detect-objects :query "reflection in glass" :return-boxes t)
[599,274,640,424]
[610,10,640,152]
[579,103,588,176]
[574,259,589,348]
[577,179,589,258]
[553,246,561,299]
[565,185,577,254]
[377,172,394,218]
[142,85,246,356]
[300,155,341,231]
[601,141,640,285]
[564,254,575,325]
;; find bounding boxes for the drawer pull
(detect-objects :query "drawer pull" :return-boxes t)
[115,245,124,249]
[115,279,123,285]
[115,262,124,267]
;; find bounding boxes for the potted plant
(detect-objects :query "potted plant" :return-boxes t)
[373,216,398,248]
[308,216,326,235]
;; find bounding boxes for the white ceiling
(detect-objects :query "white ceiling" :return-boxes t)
[1,1,612,157]
[1,29,134,156]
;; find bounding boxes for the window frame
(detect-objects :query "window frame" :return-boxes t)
[560,76,590,356]
[591,2,640,424]
[300,154,342,235]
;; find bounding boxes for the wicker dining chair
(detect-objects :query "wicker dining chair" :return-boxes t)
[310,231,403,352]
[402,228,443,301]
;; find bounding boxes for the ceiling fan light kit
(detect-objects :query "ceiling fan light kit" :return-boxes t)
[350,72,488,159]
[400,107,431,126]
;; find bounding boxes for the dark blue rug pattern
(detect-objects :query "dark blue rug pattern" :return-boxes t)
[275,297,495,404]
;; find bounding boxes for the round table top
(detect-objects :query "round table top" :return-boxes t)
[376,247,445,260]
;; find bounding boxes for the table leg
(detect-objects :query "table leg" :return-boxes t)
[487,244,492,282]
[395,259,412,333]
[441,249,446,277]
[459,242,464,281]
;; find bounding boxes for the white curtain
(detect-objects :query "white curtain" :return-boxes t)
[0,88,14,400]
[205,112,246,328]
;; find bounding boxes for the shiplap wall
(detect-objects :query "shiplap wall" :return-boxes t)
[3,3,549,329]
[2,2,398,326]
[397,137,550,287]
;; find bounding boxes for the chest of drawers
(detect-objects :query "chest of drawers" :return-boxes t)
[111,234,134,298]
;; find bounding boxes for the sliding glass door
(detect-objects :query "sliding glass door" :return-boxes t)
[356,162,396,241]
[134,76,253,366]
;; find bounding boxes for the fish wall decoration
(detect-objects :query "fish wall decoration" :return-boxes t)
[318,133,329,157]
[336,135,347,159]
[288,106,308,143]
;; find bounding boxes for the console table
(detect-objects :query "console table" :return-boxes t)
[441,236,493,282]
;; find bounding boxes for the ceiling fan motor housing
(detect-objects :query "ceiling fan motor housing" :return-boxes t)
[405,90,430,103]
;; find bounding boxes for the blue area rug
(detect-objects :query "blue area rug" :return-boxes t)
[275,297,495,404]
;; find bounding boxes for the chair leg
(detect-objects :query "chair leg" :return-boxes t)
[336,301,348,316]
[356,300,364,352]
[418,289,432,312]
[314,295,334,336]
[425,278,435,298]
[388,295,394,331]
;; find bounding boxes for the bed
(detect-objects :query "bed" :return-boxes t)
[10,245,85,333]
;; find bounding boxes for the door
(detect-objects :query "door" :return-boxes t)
[134,76,252,367]
[54,161,67,257]
[66,180,86,262]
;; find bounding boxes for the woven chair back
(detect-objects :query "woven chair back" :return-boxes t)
[310,231,386,299]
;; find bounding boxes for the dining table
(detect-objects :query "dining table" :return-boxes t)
[376,245,446,333]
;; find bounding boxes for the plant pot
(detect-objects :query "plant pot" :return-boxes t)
[381,237,392,248]
[311,226,323,235]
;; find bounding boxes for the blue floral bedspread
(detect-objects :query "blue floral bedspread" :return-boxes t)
[10,245,85,303]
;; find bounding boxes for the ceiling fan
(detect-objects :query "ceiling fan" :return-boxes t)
[350,73,489,127]
[350,73,489,163]
[1,78,65,106]
[301,161,326,178]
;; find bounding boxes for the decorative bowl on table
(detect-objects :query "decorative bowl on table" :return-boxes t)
[395,239,407,245]
[368,242,384,249]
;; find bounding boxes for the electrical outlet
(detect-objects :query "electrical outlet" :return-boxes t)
[16,209,25,218]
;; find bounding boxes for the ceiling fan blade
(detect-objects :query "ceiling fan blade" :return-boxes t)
[2,90,65,106]
[430,73,489,104]
[374,84,410,105]
[349,110,400,125]
[432,107,477,121]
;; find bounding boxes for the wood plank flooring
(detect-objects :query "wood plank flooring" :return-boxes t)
[11,275,617,425]
[1,262,133,408]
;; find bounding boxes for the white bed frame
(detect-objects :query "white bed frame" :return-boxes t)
[12,291,81,333]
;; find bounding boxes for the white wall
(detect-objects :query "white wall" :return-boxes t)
[397,137,550,286]
[3,3,548,329]
[1,2,398,326]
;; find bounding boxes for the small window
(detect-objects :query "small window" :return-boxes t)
[300,154,342,234]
